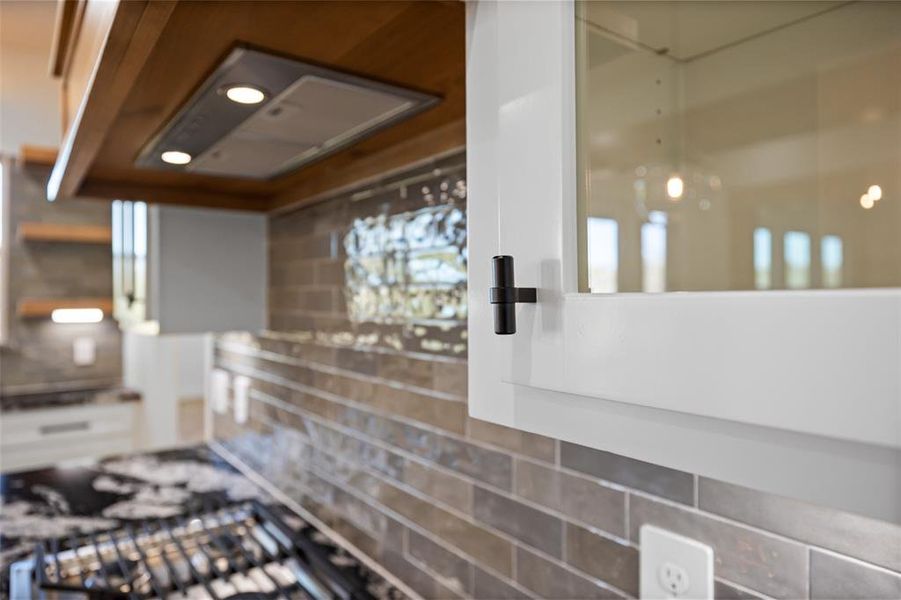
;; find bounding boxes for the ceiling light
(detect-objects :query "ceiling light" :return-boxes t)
[867,184,882,201]
[161,150,192,165]
[224,85,266,105]
[666,175,684,200]
[51,308,103,324]
[860,193,874,210]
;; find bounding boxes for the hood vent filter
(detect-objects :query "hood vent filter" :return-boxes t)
[137,48,438,180]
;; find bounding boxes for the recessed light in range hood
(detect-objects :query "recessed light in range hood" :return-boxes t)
[136,48,440,180]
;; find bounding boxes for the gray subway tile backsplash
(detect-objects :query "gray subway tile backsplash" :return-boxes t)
[467,417,556,463]
[472,565,532,600]
[472,485,564,559]
[714,579,771,600]
[810,550,901,600]
[406,529,473,597]
[699,476,901,573]
[564,523,640,596]
[515,458,627,537]
[515,545,625,600]
[214,153,901,599]
[561,442,696,506]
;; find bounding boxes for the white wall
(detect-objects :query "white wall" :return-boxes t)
[150,205,267,334]
[123,330,208,449]
[0,1,61,154]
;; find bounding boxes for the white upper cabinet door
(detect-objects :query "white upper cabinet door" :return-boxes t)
[467,1,901,523]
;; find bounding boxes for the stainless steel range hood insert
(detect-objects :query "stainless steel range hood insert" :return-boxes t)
[136,48,440,179]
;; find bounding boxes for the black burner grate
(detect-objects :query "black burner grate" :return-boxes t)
[33,500,376,600]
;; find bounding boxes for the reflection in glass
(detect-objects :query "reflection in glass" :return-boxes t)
[642,211,667,292]
[821,235,843,289]
[784,231,811,290]
[344,200,467,325]
[587,217,618,293]
[576,1,901,293]
[753,228,772,290]
[133,202,147,304]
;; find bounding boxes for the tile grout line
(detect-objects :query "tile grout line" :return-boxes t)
[403,548,467,598]
[811,546,901,578]
[806,546,812,600]
[715,577,777,600]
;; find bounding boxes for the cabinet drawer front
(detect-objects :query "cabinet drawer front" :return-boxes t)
[1,403,136,446]
[0,433,135,473]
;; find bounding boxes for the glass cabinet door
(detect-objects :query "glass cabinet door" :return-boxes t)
[576,1,901,294]
[466,0,900,524]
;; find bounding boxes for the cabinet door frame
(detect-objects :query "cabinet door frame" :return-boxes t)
[466,0,901,523]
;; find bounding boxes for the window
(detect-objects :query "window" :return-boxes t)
[821,235,843,289]
[784,231,811,289]
[641,211,667,293]
[753,228,772,290]
[112,199,149,325]
[587,217,618,293]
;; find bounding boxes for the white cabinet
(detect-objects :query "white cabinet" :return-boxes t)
[113,203,266,334]
[0,402,138,472]
[466,1,901,523]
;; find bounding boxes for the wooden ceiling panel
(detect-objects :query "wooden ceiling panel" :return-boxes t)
[81,0,465,208]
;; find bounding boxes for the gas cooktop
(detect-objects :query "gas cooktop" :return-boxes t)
[9,500,402,600]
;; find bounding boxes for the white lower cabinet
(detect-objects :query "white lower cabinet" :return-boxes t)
[0,402,139,472]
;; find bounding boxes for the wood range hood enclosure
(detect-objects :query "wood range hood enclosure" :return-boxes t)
[49,0,465,212]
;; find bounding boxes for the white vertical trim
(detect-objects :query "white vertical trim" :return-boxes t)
[0,155,10,347]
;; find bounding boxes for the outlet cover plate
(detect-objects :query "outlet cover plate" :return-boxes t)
[210,369,230,414]
[640,524,714,599]
[73,337,96,366]
[233,375,250,424]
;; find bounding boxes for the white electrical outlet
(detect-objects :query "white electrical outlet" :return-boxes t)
[640,525,714,599]
[73,337,96,366]
[209,369,230,414]
[233,375,250,424]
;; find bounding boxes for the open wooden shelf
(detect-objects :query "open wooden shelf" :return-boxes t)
[18,222,112,244]
[18,145,58,167]
[17,298,113,318]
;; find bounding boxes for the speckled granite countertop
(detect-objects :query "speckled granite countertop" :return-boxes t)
[0,444,406,599]
[0,446,263,573]
[0,386,141,413]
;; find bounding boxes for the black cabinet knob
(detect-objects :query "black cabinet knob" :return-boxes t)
[489,255,536,335]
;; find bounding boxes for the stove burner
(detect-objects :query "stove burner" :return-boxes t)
[26,501,390,600]
[84,558,140,590]
[211,533,242,553]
